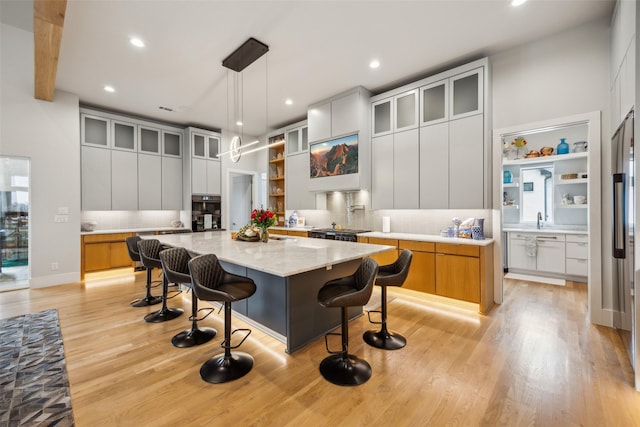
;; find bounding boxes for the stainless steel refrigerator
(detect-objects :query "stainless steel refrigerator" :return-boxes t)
[612,109,637,388]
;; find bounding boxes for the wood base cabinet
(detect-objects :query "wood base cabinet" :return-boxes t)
[81,233,134,279]
[361,237,399,266]
[434,243,493,313]
[400,240,435,293]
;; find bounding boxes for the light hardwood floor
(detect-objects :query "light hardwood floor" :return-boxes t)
[2,272,640,426]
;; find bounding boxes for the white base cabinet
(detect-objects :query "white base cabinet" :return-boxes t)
[508,231,588,278]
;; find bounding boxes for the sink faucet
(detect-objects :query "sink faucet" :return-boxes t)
[537,212,543,229]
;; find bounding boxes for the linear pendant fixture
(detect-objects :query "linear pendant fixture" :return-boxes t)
[222,38,269,72]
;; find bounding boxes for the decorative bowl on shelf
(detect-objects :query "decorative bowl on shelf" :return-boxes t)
[561,173,578,180]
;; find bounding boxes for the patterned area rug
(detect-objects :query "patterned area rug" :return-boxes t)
[0,309,74,426]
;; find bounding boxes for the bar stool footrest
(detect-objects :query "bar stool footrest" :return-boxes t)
[366,309,382,325]
[221,328,251,350]
[324,332,344,355]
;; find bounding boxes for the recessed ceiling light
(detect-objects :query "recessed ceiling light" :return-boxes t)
[285,99,293,105]
[511,0,527,6]
[104,85,115,93]
[236,121,243,126]
[369,59,380,69]
[130,37,145,48]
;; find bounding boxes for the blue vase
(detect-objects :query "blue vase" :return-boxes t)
[557,138,569,155]
[503,170,512,184]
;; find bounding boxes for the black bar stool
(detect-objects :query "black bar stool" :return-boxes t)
[317,257,378,386]
[188,254,256,384]
[363,249,413,350]
[137,239,184,323]
[159,247,217,348]
[126,236,162,307]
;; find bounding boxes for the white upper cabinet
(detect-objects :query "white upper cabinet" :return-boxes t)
[188,127,221,196]
[331,91,360,136]
[111,120,137,151]
[307,102,332,142]
[420,79,449,126]
[81,114,110,147]
[372,98,393,137]
[286,122,308,156]
[450,68,483,119]
[370,59,488,210]
[394,89,419,132]
[138,126,161,155]
[80,107,185,211]
[308,88,367,143]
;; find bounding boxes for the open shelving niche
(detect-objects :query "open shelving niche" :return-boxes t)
[502,151,588,222]
[267,133,286,226]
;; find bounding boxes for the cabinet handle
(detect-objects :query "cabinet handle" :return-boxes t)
[536,236,557,240]
[436,253,445,256]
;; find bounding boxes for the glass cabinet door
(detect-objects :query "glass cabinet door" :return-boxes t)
[394,89,418,132]
[111,120,137,151]
[287,128,300,154]
[207,136,219,160]
[81,114,110,147]
[138,126,160,154]
[420,80,449,126]
[192,133,206,158]
[372,98,393,137]
[450,68,483,119]
[301,127,308,151]
[163,131,182,158]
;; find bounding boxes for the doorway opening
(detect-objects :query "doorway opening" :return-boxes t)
[228,170,266,231]
[0,156,30,292]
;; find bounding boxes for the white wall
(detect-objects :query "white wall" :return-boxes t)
[219,130,268,230]
[1,23,81,287]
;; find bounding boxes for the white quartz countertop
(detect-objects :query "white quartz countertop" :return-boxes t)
[146,231,394,277]
[269,226,316,232]
[502,226,588,235]
[359,232,494,247]
[81,227,192,236]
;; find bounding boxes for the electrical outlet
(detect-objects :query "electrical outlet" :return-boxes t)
[57,207,69,215]
[51,262,59,270]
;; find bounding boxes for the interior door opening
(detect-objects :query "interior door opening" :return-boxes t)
[0,156,30,292]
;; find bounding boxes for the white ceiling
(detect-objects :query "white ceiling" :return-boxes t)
[3,0,615,137]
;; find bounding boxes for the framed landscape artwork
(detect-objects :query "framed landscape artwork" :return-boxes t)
[309,133,358,178]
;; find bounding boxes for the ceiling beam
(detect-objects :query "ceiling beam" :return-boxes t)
[33,0,67,101]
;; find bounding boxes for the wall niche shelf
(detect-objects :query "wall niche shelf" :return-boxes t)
[502,151,587,166]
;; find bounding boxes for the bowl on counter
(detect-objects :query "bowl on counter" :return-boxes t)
[573,195,587,204]
[81,221,97,232]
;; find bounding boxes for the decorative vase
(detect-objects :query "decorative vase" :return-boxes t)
[261,228,269,243]
[473,218,485,240]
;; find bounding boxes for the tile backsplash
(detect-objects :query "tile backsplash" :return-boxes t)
[292,191,493,237]
[81,211,182,230]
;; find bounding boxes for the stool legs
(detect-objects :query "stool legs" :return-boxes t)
[144,275,184,323]
[363,286,406,350]
[200,302,253,383]
[171,292,216,348]
[130,268,162,307]
[320,307,372,386]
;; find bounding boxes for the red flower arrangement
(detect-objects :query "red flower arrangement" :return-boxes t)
[251,207,277,230]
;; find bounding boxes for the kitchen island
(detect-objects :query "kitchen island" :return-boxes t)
[147,232,393,353]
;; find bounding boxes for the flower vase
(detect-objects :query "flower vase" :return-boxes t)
[261,228,269,243]
[472,218,485,240]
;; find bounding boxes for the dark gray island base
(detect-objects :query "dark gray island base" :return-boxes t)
[222,259,362,353]
[146,232,392,353]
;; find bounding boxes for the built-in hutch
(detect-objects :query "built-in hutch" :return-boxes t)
[370,58,490,210]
